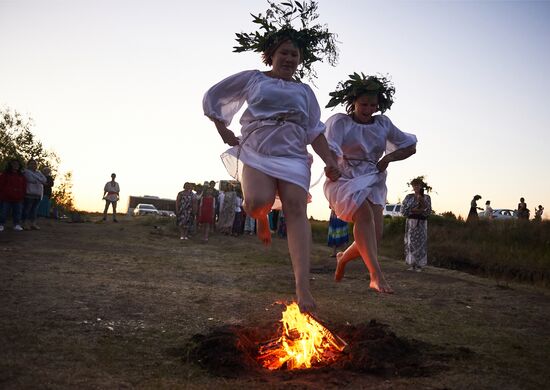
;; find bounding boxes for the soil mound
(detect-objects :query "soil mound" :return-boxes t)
[180,320,447,381]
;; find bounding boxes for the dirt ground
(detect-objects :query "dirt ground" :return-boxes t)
[1,216,549,389]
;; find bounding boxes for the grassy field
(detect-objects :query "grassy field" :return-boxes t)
[1,216,549,389]
[312,216,550,288]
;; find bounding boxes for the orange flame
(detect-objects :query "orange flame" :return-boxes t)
[257,303,347,370]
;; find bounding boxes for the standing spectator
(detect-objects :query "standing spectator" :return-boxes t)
[217,183,236,235]
[327,209,349,257]
[232,189,244,236]
[102,173,120,222]
[243,213,256,235]
[175,182,197,240]
[534,205,544,222]
[484,200,494,220]
[37,166,54,218]
[517,197,530,220]
[467,195,483,223]
[22,159,47,230]
[198,187,215,242]
[208,180,220,226]
[0,159,26,232]
[402,177,432,272]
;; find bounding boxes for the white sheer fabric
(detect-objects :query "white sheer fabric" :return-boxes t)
[323,113,417,222]
[203,70,325,192]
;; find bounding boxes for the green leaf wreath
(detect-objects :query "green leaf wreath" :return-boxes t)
[233,1,338,81]
[326,72,395,113]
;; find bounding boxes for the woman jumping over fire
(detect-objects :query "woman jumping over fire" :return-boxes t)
[324,73,418,293]
[202,1,340,313]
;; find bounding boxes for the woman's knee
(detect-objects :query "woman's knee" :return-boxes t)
[243,197,273,218]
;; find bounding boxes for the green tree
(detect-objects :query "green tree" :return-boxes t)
[0,107,59,172]
[1,106,77,212]
[51,172,75,212]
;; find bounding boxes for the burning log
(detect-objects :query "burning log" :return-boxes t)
[257,303,348,370]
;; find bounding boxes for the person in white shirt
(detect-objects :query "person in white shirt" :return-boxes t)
[102,173,120,222]
[324,73,417,293]
[202,2,340,313]
[22,159,47,230]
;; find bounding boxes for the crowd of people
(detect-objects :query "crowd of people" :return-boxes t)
[0,158,55,232]
[175,180,261,242]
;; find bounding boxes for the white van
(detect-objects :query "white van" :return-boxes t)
[383,203,403,217]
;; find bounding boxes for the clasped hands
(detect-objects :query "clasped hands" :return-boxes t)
[324,164,341,182]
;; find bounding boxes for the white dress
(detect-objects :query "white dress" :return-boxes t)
[323,113,417,222]
[202,70,325,193]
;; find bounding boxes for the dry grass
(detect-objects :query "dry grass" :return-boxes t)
[1,215,549,389]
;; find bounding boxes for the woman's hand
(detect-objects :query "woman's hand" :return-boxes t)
[219,128,240,146]
[213,119,240,146]
[324,163,341,182]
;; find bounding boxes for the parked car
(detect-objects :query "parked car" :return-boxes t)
[490,209,517,220]
[158,210,176,218]
[383,203,403,217]
[133,204,159,216]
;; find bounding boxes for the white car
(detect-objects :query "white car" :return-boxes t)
[489,208,517,220]
[133,204,159,216]
[383,203,403,217]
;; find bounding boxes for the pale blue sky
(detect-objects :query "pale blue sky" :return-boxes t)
[1,0,549,219]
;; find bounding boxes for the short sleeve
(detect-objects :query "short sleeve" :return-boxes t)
[382,116,417,155]
[324,114,346,157]
[304,85,325,144]
[202,70,255,127]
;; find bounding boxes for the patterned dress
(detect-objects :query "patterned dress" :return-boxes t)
[327,210,349,247]
[176,190,196,227]
[217,190,236,233]
[402,193,432,268]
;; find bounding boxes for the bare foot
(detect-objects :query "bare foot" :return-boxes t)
[369,276,394,294]
[296,287,317,314]
[257,216,271,246]
[335,252,350,282]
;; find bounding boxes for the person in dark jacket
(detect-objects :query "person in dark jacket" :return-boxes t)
[0,159,27,231]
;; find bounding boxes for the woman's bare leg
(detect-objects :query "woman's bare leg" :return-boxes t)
[335,242,359,281]
[241,165,277,246]
[278,180,315,313]
[371,203,384,248]
[352,201,392,293]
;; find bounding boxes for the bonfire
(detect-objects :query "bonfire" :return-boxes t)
[257,303,348,370]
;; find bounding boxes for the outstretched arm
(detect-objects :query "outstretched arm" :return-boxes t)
[311,134,340,181]
[377,144,416,172]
